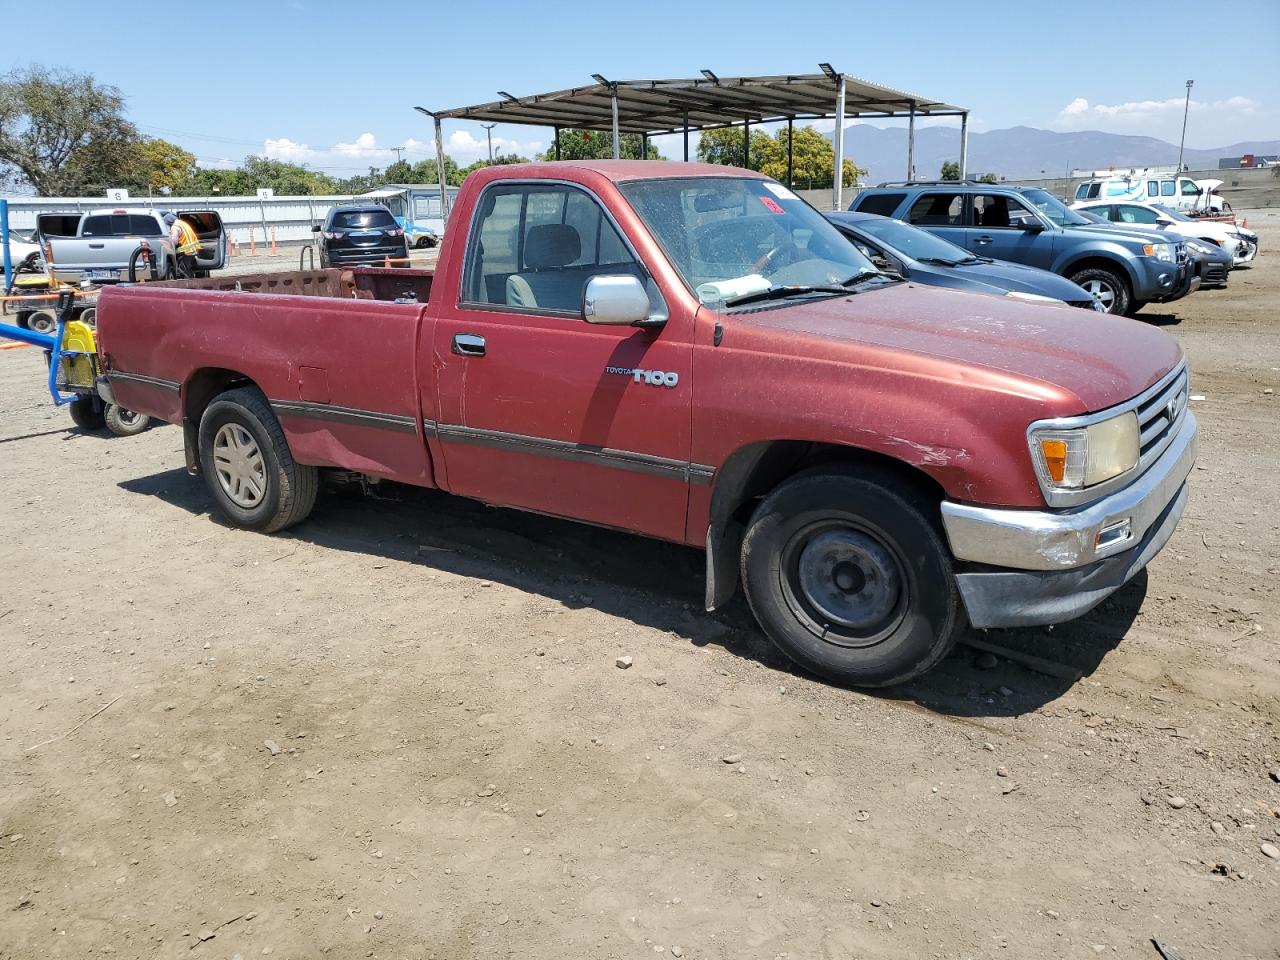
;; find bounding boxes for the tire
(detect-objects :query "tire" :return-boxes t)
[27,310,57,335]
[68,397,105,431]
[1069,266,1130,316]
[197,387,318,533]
[78,307,97,330]
[740,468,963,688]
[104,404,150,437]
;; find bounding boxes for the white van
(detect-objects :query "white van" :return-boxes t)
[1073,175,1229,215]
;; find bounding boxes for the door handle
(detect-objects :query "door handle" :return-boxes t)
[452,333,486,357]
[88,243,105,249]
[974,235,993,245]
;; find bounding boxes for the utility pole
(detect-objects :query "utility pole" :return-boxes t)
[481,124,496,162]
[1177,80,1194,172]
[390,146,405,166]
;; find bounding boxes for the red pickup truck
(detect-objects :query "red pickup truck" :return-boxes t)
[95,161,1197,687]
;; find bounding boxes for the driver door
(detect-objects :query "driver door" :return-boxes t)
[428,181,695,543]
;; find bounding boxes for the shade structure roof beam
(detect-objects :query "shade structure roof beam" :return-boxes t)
[430,72,965,134]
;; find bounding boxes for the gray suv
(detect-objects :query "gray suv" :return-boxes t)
[850,182,1196,315]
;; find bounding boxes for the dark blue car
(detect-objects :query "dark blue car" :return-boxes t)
[825,211,1103,311]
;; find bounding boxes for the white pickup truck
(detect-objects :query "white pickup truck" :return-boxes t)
[38,208,226,284]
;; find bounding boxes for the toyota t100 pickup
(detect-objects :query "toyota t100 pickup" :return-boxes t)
[95,161,1197,687]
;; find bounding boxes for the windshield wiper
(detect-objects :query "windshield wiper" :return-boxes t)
[840,269,891,287]
[915,256,962,267]
[722,283,852,308]
[954,255,993,265]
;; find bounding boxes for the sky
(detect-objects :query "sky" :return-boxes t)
[3,0,1278,177]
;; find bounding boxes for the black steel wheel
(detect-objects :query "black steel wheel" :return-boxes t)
[740,468,963,687]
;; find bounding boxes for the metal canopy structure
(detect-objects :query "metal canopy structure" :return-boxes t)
[416,67,969,220]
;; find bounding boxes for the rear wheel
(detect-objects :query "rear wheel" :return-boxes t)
[740,468,963,688]
[104,404,150,437]
[197,387,317,533]
[78,307,97,330]
[27,310,57,335]
[1069,266,1131,316]
[68,397,105,431]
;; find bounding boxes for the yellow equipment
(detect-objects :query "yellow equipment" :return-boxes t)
[57,320,99,390]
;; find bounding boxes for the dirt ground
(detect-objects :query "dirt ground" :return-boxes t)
[1,217,1277,960]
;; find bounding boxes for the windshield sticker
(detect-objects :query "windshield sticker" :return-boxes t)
[762,182,798,201]
[758,196,785,214]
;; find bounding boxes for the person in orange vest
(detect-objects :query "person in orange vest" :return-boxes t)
[164,212,201,278]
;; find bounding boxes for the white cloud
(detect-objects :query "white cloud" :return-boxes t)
[447,129,544,159]
[1052,94,1258,138]
[263,137,316,163]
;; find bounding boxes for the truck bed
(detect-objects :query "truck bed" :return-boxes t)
[144,266,434,304]
[96,266,439,487]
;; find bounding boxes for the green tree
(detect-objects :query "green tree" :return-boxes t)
[757,127,863,189]
[180,154,336,196]
[696,127,772,170]
[117,138,198,193]
[940,159,960,181]
[538,129,662,161]
[978,172,999,184]
[0,65,139,195]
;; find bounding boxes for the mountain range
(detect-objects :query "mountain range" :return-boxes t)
[827,124,1280,183]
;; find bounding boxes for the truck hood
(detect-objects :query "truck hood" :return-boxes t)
[733,283,1182,413]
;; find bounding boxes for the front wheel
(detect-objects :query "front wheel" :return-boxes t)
[197,387,318,533]
[740,469,963,688]
[104,404,150,437]
[1069,266,1131,316]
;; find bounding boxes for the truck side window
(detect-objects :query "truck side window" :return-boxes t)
[1147,182,1160,197]
[1179,180,1201,196]
[1161,181,1176,197]
[463,184,639,315]
[906,193,963,227]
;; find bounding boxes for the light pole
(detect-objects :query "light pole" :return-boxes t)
[481,124,496,162]
[1177,80,1194,172]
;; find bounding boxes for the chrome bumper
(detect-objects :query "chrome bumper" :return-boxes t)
[941,412,1198,572]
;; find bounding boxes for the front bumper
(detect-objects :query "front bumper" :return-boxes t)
[940,412,1197,628]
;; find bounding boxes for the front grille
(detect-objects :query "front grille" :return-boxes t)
[1203,263,1228,283]
[1135,364,1189,471]
[1175,241,1189,265]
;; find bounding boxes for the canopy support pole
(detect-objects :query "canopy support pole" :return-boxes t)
[832,75,847,210]
[610,85,620,159]
[683,111,689,161]
[434,116,450,224]
[641,133,648,160]
[553,126,561,161]
[959,112,969,179]
[906,103,916,181]
[786,117,794,188]
[742,118,750,169]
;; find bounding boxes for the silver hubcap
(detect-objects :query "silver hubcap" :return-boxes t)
[29,314,56,334]
[789,526,906,645]
[1082,279,1115,310]
[116,409,142,426]
[212,423,267,508]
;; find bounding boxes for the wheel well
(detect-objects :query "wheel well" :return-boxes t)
[1064,256,1133,289]
[181,367,258,473]
[703,440,946,611]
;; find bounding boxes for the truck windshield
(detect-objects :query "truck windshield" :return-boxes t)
[1021,189,1092,227]
[619,177,876,307]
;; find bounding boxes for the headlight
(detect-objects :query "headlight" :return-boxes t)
[1142,242,1175,262]
[1030,412,1139,491]
[1005,291,1065,306]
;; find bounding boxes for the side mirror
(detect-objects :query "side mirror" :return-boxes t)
[583,275,652,326]
[1019,221,1045,233]
[311,224,321,232]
